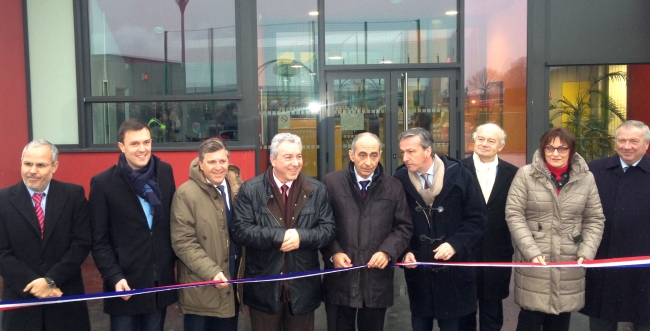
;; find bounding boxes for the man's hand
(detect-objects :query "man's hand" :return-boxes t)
[49,288,63,297]
[433,242,456,260]
[213,272,229,289]
[115,279,132,301]
[280,229,300,252]
[403,252,417,269]
[367,252,390,269]
[577,257,585,264]
[332,252,352,268]
[531,255,546,265]
[23,278,53,299]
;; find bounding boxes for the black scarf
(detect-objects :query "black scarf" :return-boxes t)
[118,154,163,221]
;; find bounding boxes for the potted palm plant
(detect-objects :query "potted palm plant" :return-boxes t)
[549,71,627,162]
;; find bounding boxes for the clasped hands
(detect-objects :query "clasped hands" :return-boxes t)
[403,242,456,269]
[280,228,300,252]
[23,277,62,299]
[332,251,390,269]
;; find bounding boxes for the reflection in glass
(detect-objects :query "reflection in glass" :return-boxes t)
[325,0,457,65]
[257,0,320,177]
[91,101,238,144]
[549,65,627,162]
[331,78,386,171]
[464,0,527,166]
[88,0,236,96]
[399,76,450,156]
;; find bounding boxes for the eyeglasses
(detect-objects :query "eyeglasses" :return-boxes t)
[22,161,52,169]
[544,145,569,154]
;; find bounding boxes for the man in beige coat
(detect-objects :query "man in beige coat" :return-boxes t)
[171,137,244,331]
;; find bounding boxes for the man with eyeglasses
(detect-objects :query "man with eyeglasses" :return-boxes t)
[0,140,92,330]
[90,118,177,331]
[394,127,486,331]
[459,123,518,331]
[582,120,650,331]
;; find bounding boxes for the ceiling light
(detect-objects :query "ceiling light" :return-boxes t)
[309,11,318,16]
[380,60,393,64]
[445,10,458,16]
[154,27,165,33]
[291,64,303,68]
[328,56,343,60]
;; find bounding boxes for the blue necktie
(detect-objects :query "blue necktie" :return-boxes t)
[360,180,370,198]
[217,185,232,227]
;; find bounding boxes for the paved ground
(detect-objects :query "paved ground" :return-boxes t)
[0,256,635,330]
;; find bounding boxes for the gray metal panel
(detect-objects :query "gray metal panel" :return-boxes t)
[526,0,549,162]
[548,0,650,65]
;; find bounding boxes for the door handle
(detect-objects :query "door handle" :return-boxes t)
[403,72,408,133]
[393,154,397,159]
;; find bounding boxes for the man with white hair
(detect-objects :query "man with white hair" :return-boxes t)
[459,123,518,331]
[582,120,650,331]
[232,133,335,331]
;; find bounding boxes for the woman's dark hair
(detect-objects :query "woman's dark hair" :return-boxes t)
[539,127,576,161]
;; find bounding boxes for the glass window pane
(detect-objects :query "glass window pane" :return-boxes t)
[325,0,457,65]
[549,65,628,162]
[464,0,527,166]
[91,101,239,144]
[88,0,236,97]
[257,1,320,177]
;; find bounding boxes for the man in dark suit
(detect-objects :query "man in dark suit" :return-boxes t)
[0,140,91,331]
[459,123,518,331]
[90,119,177,331]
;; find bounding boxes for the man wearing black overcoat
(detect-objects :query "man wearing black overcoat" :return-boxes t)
[321,132,412,331]
[0,140,91,331]
[394,127,486,331]
[581,120,650,331]
[90,119,177,331]
[459,123,517,331]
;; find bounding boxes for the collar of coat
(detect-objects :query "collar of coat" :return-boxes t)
[347,160,383,182]
[395,154,461,207]
[602,153,650,174]
[188,156,242,198]
[530,149,589,184]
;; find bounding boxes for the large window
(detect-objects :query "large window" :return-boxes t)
[84,0,241,146]
[257,1,320,177]
[549,65,628,161]
[464,0,527,166]
[324,0,457,65]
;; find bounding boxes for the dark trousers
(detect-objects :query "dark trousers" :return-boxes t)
[458,299,504,331]
[110,307,167,331]
[515,309,570,331]
[250,302,314,331]
[325,302,387,331]
[184,308,239,331]
[589,316,650,331]
[411,314,460,331]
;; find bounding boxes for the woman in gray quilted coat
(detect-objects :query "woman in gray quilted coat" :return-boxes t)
[505,127,605,331]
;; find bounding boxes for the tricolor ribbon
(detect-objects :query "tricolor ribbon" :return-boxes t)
[3,256,650,311]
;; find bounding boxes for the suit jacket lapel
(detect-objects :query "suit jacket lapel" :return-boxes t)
[487,159,510,206]
[42,180,66,246]
[10,182,41,238]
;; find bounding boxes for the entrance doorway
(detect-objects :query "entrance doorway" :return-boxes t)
[323,70,459,175]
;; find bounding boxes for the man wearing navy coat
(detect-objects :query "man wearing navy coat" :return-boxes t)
[0,140,91,331]
[582,120,650,331]
[394,127,486,331]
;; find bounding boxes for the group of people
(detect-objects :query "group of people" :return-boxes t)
[0,117,648,331]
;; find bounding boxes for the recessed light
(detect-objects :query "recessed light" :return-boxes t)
[328,56,343,60]
[291,64,303,68]
[445,10,458,16]
[309,11,318,16]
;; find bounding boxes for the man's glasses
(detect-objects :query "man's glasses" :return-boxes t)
[22,161,52,169]
[544,145,569,154]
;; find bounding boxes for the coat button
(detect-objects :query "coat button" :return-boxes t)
[226,291,231,295]
[221,226,226,230]
[38,260,44,265]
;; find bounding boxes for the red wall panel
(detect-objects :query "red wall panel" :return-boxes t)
[0,0,29,188]
[627,64,650,153]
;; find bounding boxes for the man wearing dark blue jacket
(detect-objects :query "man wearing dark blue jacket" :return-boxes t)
[394,127,487,331]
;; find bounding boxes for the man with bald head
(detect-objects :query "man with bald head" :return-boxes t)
[459,123,518,331]
[321,132,413,331]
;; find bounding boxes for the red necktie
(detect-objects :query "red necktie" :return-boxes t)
[32,193,45,240]
[280,184,289,204]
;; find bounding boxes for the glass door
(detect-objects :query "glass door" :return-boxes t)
[324,70,458,175]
